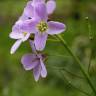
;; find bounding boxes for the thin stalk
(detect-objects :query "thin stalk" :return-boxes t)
[85,17,93,74]
[48,54,70,58]
[47,39,59,42]
[47,65,84,79]
[56,34,96,95]
[85,17,94,40]
[88,50,92,75]
[60,71,91,96]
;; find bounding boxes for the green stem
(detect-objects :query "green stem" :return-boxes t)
[47,39,59,42]
[56,35,96,95]
[60,71,91,96]
[47,65,84,79]
[48,54,70,58]
[88,49,92,75]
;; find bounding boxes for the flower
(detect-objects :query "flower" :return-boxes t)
[9,19,35,54]
[21,40,47,81]
[20,0,56,20]
[21,2,66,51]
[9,0,56,54]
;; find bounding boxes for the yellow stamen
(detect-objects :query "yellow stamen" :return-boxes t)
[23,32,27,36]
[37,21,48,33]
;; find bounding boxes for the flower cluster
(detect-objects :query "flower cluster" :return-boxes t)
[9,0,66,81]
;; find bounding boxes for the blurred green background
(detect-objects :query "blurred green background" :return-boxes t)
[0,0,96,96]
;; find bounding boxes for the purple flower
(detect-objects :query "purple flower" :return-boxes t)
[9,0,56,54]
[22,2,66,51]
[9,19,36,54]
[21,40,47,81]
[20,0,56,20]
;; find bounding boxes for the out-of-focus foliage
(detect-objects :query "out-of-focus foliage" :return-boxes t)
[0,0,96,96]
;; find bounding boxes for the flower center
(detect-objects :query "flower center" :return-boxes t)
[37,21,48,33]
[23,32,27,36]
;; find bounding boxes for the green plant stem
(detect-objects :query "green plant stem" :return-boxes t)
[60,71,91,96]
[47,65,84,79]
[48,54,70,58]
[56,35,96,95]
[88,49,92,75]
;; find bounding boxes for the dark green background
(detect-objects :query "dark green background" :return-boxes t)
[0,0,96,96]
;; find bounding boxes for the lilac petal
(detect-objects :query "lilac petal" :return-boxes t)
[34,32,48,51]
[19,1,33,20]
[33,0,45,4]
[46,0,56,14]
[21,54,39,70]
[33,64,41,81]
[47,21,66,35]
[35,3,47,20]
[23,1,34,18]
[9,32,23,39]
[40,58,47,78]
[29,40,37,53]
[12,19,37,34]
[19,13,28,21]
[12,20,23,33]
[22,33,30,42]
[10,39,22,54]
[20,19,38,33]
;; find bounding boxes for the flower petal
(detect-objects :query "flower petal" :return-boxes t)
[20,19,38,33]
[22,33,30,42]
[29,40,37,53]
[40,58,47,78]
[21,54,39,70]
[46,0,56,14]
[35,3,47,20]
[33,64,41,81]
[47,21,66,35]
[10,39,22,54]
[11,20,24,35]
[19,13,28,21]
[34,32,48,51]
[9,32,23,39]
[33,0,45,4]
[12,18,37,34]
[23,1,34,18]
